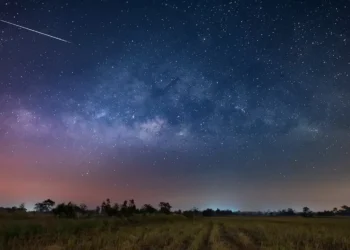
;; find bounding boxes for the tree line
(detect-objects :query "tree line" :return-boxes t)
[1,199,350,219]
[33,199,172,218]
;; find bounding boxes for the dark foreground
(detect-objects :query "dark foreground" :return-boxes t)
[1,215,350,250]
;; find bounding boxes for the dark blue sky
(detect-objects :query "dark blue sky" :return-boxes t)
[0,0,349,211]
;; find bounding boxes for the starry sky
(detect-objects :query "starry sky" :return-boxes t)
[0,0,349,211]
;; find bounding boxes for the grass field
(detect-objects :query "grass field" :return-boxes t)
[1,215,350,250]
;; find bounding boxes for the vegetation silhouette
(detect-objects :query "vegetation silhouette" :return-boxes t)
[3,198,350,219]
[2,199,350,250]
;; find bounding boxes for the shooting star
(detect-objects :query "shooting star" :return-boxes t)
[0,19,71,43]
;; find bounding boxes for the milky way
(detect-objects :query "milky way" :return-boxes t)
[0,0,349,211]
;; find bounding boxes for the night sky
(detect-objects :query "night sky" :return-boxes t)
[0,0,349,212]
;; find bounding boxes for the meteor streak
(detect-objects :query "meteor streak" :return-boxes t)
[0,19,71,43]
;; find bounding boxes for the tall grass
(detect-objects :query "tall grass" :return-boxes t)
[1,215,350,249]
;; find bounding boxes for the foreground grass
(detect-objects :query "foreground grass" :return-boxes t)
[1,215,350,249]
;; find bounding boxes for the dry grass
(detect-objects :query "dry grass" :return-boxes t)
[1,215,350,249]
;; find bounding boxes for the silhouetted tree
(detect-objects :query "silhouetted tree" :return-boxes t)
[95,206,101,214]
[202,208,215,217]
[111,203,119,216]
[287,208,295,215]
[214,209,234,216]
[174,209,182,215]
[302,207,312,217]
[339,205,350,216]
[52,203,64,217]
[333,207,338,214]
[277,208,296,216]
[35,199,55,212]
[192,207,200,216]
[121,200,129,216]
[159,202,172,214]
[5,206,20,213]
[19,203,26,212]
[317,210,334,216]
[341,205,349,210]
[52,202,81,218]
[101,199,115,216]
[141,204,157,214]
[79,203,87,215]
[128,199,137,214]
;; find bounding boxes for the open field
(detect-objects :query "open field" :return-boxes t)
[1,215,350,250]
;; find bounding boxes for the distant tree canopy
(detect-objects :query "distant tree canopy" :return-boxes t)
[141,204,157,214]
[338,205,350,216]
[34,199,55,213]
[52,202,82,218]
[202,208,215,217]
[0,203,27,213]
[302,207,312,217]
[4,198,350,219]
[159,202,172,214]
